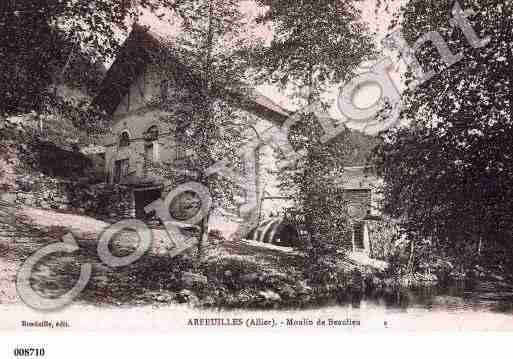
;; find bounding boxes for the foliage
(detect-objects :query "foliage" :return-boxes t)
[0,1,181,141]
[251,0,375,103]
[374,0,513,269]
[278,114,380,260]
[367,220,401,260]
[1,1,116,112]
[144,0,261,253]
[247,0,376,260]
[302,251,349,289]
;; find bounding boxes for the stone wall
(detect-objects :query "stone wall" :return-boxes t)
[366,219,400,260]
[66,183,134,222]
[9,176,134,223]
[1,116,133,222]
[13,174,70,211]
[7,175,135,224]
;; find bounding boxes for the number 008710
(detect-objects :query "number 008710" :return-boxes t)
[13,348,45,357]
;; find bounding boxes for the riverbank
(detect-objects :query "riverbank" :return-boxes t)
[10,201,511,310]
[0,202,397,309]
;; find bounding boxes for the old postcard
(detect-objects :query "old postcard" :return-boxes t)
[1,0,513,357]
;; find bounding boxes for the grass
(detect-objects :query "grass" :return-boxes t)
[0,200,365,309]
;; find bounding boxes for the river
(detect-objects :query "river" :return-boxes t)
[2,281,513,332]
[332,281,513,314]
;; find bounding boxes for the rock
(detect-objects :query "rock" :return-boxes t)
[177,289,199,305]
[0,193,16,203]
[182,272,208,288]
[258,290,281,302]
[295,281,312,294]
[201,296,216,307]
[40,201,51,209]
[153,292,177,303]
[240,273,259,284]
[277,284,296,299]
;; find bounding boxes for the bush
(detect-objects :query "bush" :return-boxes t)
[367,220,401,260]
[200,256,263,291]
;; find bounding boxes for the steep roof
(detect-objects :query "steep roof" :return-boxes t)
[92,24,165,115]
[92,24,289,123]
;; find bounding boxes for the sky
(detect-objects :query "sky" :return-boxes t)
[128,0,406,123]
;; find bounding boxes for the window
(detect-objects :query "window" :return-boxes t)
[143,126,159,174]
[119,131,130,147]
[175,138,188,161]
[144,125,159,142]
[353,221,365,251]
[113,159,129,183]
[175,123,195,161]
[144,143,154,175]
[345,189,371,218]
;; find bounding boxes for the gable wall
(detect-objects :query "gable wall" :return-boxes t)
[102,60,290,237]
[114,64,162,117]
[105,64,187,184]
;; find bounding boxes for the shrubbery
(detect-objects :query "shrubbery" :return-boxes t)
[367,220,400,261]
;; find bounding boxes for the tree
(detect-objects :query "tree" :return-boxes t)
[249,0,375,255]
[147,0,259,256]
[252,0,374,104]
[0,0,183,114]
[374,0,513,270]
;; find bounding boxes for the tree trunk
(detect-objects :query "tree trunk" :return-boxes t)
[197,210,210,259]
[407,240,415,274]
[504,2,513,125]
[203,1,214,91]
[196,1,215,259]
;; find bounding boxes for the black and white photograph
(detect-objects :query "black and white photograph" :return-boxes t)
[1,0,513,356]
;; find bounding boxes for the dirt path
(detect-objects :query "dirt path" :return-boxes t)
[0,201,378,310]
[0,202,303,307]
[0,201,183,306]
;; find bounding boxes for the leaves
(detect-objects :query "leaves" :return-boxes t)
[246,0,376,255]
[250,0,375,105]
[0,0,186,114]
[375,0,513,253]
